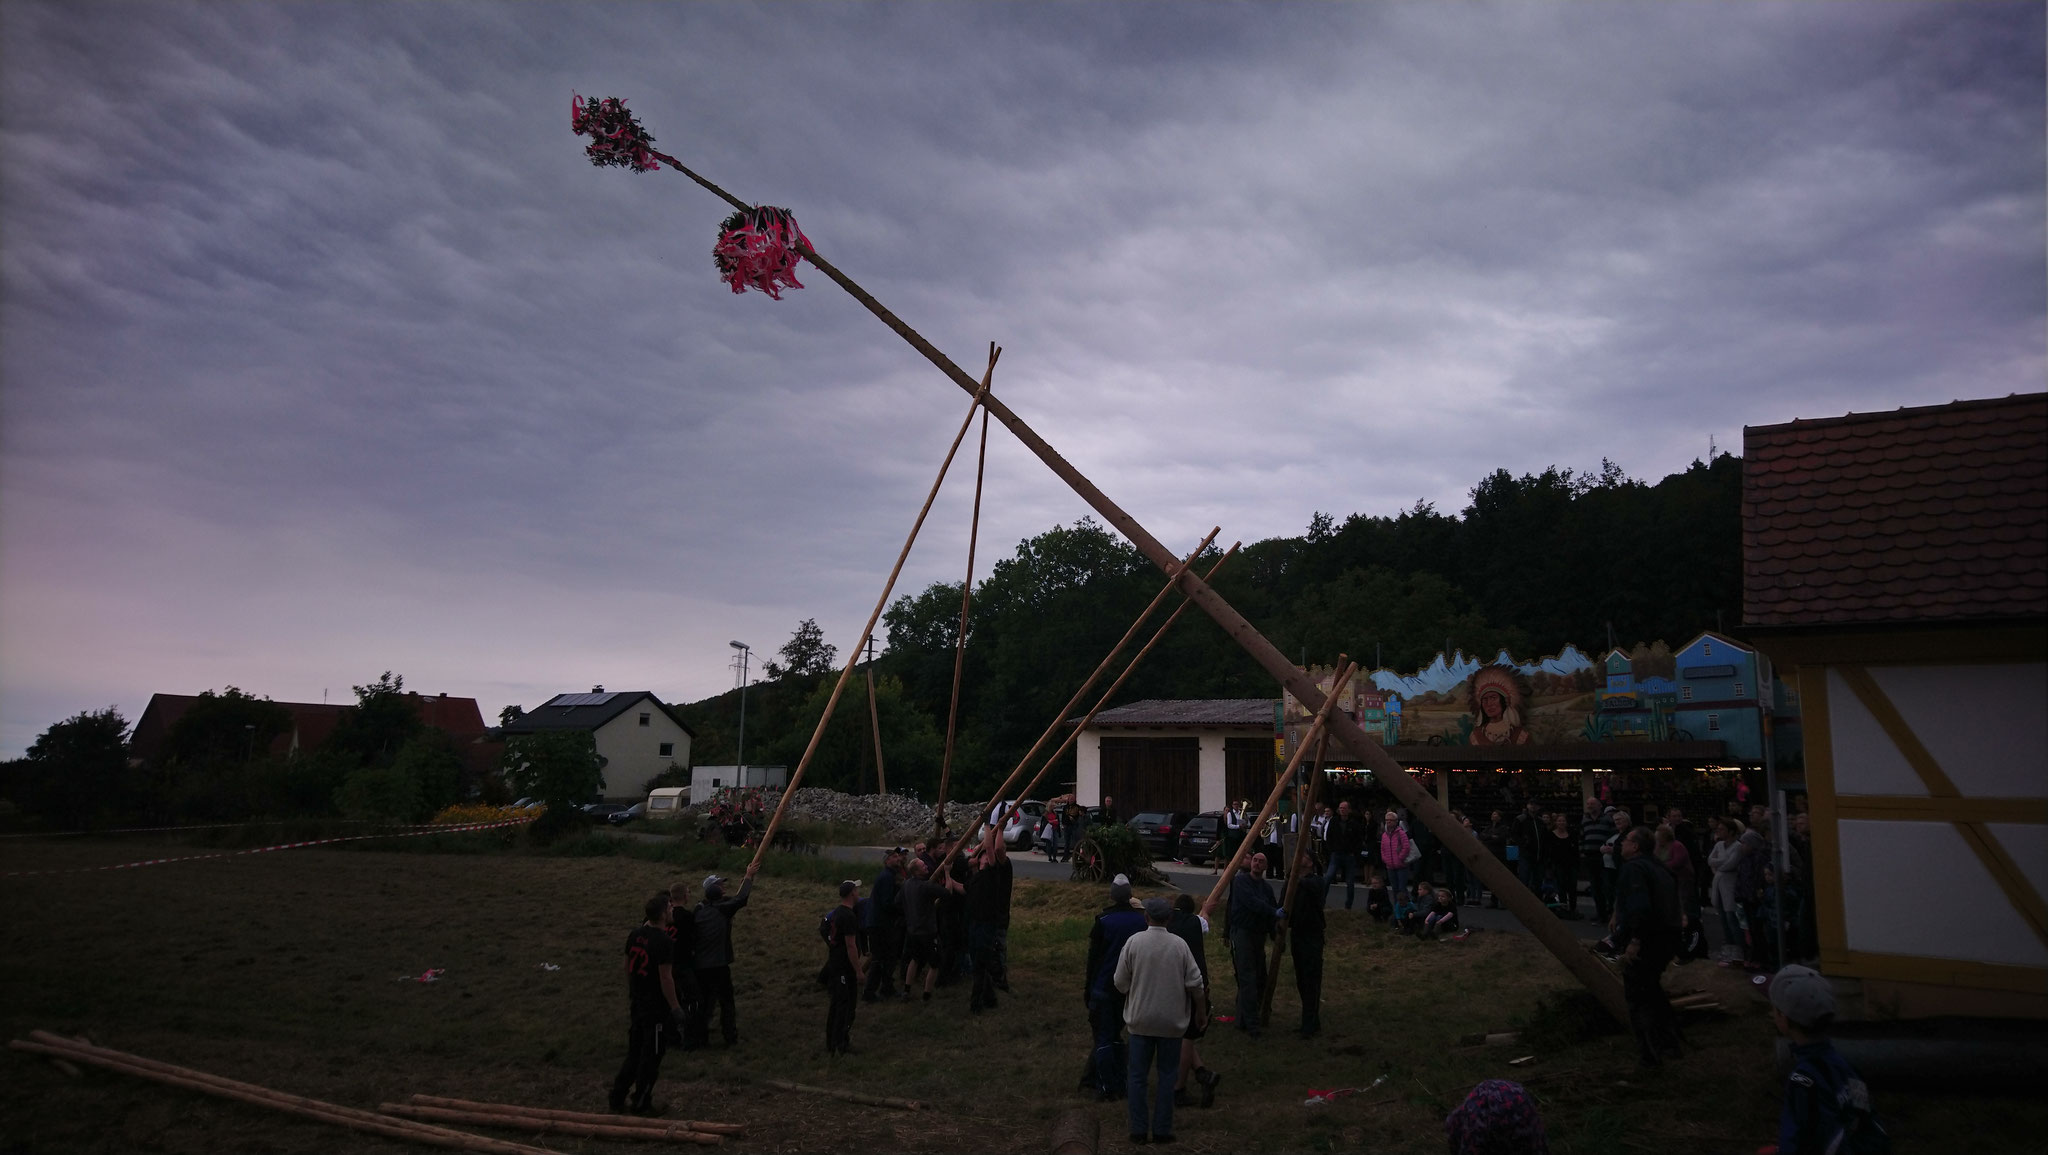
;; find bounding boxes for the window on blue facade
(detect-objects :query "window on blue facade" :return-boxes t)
[1734,682,1745,698]
[1682,686,1693,701]
[1707,713,1720,730]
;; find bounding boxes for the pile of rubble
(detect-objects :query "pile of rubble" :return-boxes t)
[692,786,991,843]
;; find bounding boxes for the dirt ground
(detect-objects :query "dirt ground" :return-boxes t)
[2,835,2039,1153]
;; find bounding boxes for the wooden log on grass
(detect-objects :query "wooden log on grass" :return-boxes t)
[407,1094,746,1135]
[382,1103,720,1145]
[760,1077,925,1111]
[10,1037,555,1155]
[1048,1106,1099,1155]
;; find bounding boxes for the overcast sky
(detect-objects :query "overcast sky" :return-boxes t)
[2,2,2041,756]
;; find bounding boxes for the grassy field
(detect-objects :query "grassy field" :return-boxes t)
[2,831,2039,1153]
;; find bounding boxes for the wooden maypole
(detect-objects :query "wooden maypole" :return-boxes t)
[576,101,1629,1023]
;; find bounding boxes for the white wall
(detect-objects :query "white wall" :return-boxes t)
[1838,818,2048,969]
[690,764,787,801]
[592,698,692,800]
[1829,663,2048,796]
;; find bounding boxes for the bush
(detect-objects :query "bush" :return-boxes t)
[333,765,422,823]
[526,804,591,845]
[1078,821,1166,885]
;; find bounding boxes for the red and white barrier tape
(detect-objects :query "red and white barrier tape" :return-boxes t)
[1,818,532,878]
[0,819,431,840]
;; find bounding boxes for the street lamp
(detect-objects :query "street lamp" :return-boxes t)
[728,640,751,785]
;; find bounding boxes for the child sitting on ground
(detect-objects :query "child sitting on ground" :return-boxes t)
[1404,880,1435,934]
[1364,869,1393,923]
[1420,883,1461,939]
[1759,965,1889,1155]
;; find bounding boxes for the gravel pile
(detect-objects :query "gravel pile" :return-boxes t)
[695,787,992,843]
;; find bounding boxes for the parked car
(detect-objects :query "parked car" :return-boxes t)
[1177,811,1225,865]
[606,802,645,826]
[582,802,629,822]
[1127,810,1195,859]
[1001,800,1046,849]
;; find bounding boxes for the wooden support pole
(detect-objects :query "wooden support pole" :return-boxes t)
[931,529,1219,876]
[406,1096,745,1136]
[759,1078,926,1111]
[380,1104,720,1145]
[747,347,998,873]
[986,543,1241,829]
[11,1037,553,1155]
[1264,723,1332,1019]
[1199,664,1353,920]
[638,147,1629,1024]
[933,405,990,839]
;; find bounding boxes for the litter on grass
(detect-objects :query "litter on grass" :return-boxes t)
[399,969,447,983]
[1305,1075,1387,1106]
[537,963,560,972]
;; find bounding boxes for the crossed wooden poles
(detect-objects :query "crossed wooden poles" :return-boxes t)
[642,141,1629,1023]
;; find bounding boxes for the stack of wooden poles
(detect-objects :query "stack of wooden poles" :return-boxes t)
[10,1030,745,1151]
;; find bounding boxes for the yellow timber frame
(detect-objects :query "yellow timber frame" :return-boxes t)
[1779,624,2048,996]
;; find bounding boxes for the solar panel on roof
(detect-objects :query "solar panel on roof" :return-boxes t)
[551,692,617,707]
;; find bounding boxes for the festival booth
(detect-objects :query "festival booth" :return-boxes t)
[1743,393,2048,1022]
[1279,640,1801,821]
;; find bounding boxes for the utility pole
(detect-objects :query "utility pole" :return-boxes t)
[864,636,888,796]
[728,641,751,784]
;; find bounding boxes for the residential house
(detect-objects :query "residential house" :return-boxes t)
[499,691,694,802]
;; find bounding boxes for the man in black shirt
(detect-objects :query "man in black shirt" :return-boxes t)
[689,862,758,1047]
[1322,801,1368,909]
[863,848,906,1002]
[965,824,1013,1012]
[610,893,686,1115]
[1290,868,1330,1038]
[824,879,866,1055]
[663,881,702,1045]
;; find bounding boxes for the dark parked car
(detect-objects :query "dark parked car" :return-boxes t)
[581,802,629,822]
[606,802,646,826]
[1127,811,1195,859]
[1177,811,1225,865]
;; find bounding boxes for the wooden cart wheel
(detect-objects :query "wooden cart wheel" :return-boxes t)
[1070,836,1106,883]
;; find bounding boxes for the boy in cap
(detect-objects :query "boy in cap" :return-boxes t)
[823,879,865,1055]
[1080,874,1148,1099]
[1761,965,1889,1154]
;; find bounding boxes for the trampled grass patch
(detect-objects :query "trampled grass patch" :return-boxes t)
[2,834,2038,1153]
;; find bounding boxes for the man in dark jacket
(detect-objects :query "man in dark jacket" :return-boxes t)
[1511,800,1546,892]
[611,893,686,1115]
[1612,826,1684,1067]
[1322,800,1368,909]
[1082,875,1148,1099]
[1166,894,1221,1109]
[1290,868,1330,1038]
[1226,853,1281,1037]
[689,863,757,1048]
[1579,799,1617,921]
[965,825,1013,1012]
[863,848,905,1002]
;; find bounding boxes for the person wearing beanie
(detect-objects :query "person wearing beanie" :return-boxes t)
[1444,1079,1546,1155]
[1761,965,1888,1154]
[1080,874,1149,1099]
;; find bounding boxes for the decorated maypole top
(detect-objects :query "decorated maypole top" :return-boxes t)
[572,94,810,299]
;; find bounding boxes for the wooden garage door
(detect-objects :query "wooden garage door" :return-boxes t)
[1099,737,1199,815]
[1225,736,1276,809]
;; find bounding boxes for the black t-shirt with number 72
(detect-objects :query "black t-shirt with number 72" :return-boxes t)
[625,924,675,1016]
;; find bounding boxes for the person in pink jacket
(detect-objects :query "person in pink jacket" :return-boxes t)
[1381,810,1415,898]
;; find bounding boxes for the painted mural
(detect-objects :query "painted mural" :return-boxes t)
[1281,633,1798,764]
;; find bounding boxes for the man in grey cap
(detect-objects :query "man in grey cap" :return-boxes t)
[1114,896,1206,1145]
[1766,965,1885,1154]
[688,861,758,1048]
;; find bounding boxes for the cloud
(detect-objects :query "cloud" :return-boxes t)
[1,1,2040,753]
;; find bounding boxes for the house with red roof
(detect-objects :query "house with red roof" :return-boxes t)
[1743,391,2047,1020]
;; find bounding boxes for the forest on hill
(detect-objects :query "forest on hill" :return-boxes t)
[676,453,1742,803]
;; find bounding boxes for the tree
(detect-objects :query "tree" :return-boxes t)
[18,707,130,828]
[502,730,604,810]
[765,618,838,680]
[325,672,424,767]
[390,730,466,817]
[159,688,292,770]
[762,674,946,797]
